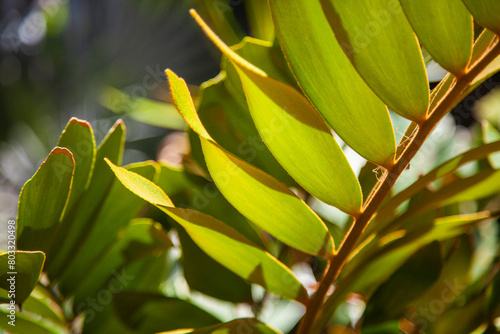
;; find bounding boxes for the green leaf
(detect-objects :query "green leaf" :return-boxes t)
[463,0,500,35]
[58,161,159,295]
[269,0,396,166]
[113,292,220,333]
[106,160,309,303]
[56,117,96,210]
[400,0,473,75]
[321,0,429,120]
[197,74,295,187]
[46,120,125,279]
[363,242,443,324]
[219,37,362,215]
[73,218,172,305]
[157,163,263,247]
[156,165,255,303]
[101,86,186,130]
[0,251,45,304]
[17,147,74,254]
[167,68,334,257]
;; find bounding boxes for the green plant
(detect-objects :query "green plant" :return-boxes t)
[4,1,500,333]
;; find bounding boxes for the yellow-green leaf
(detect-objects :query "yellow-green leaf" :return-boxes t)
[193,29,362,214]
[167,69,334,257]
[400,0,473,75]
[106,160,309,303]
[322,0,429,120]
[17,147,74,254]
[463,0,500,35]
[270,0,396,166]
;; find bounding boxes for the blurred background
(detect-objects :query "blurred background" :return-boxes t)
[1,0,500,230]
[0,0,251,225]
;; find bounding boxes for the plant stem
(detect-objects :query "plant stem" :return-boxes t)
[296,38,500,334]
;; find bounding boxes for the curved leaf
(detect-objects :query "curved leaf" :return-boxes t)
[270,0,396,166]
[167,68,334,257]
[322,0,429,120]
[57,117,96,209]
[106,160,309,303]
[400,0,473,75]
[223,37,362,215]
[462,0,500,35]
[46,120,125,278]
[17,147,74,254]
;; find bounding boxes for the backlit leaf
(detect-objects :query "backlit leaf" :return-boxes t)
[400,0,473,75]
[270,0,396,166]
[221,37,362,215]
[167,68,334,257]
[106,160,309,303]
[462,0,500,35]
[322,0,429,120]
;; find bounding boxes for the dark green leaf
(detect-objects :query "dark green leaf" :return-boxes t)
[17,148,74,254]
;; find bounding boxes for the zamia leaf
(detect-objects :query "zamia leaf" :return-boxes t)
[73,219,172,305]
[46,120,126,279]
[462,0,500,35]
[270,0,396,166]
[56,117,96,210]
[17,147,74,255]
[58,162,159,295]
[189,12,362,215]
[321,0,429,120]
[106,160,309,303]
[400,0,473,75]
[167,69,334,257]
